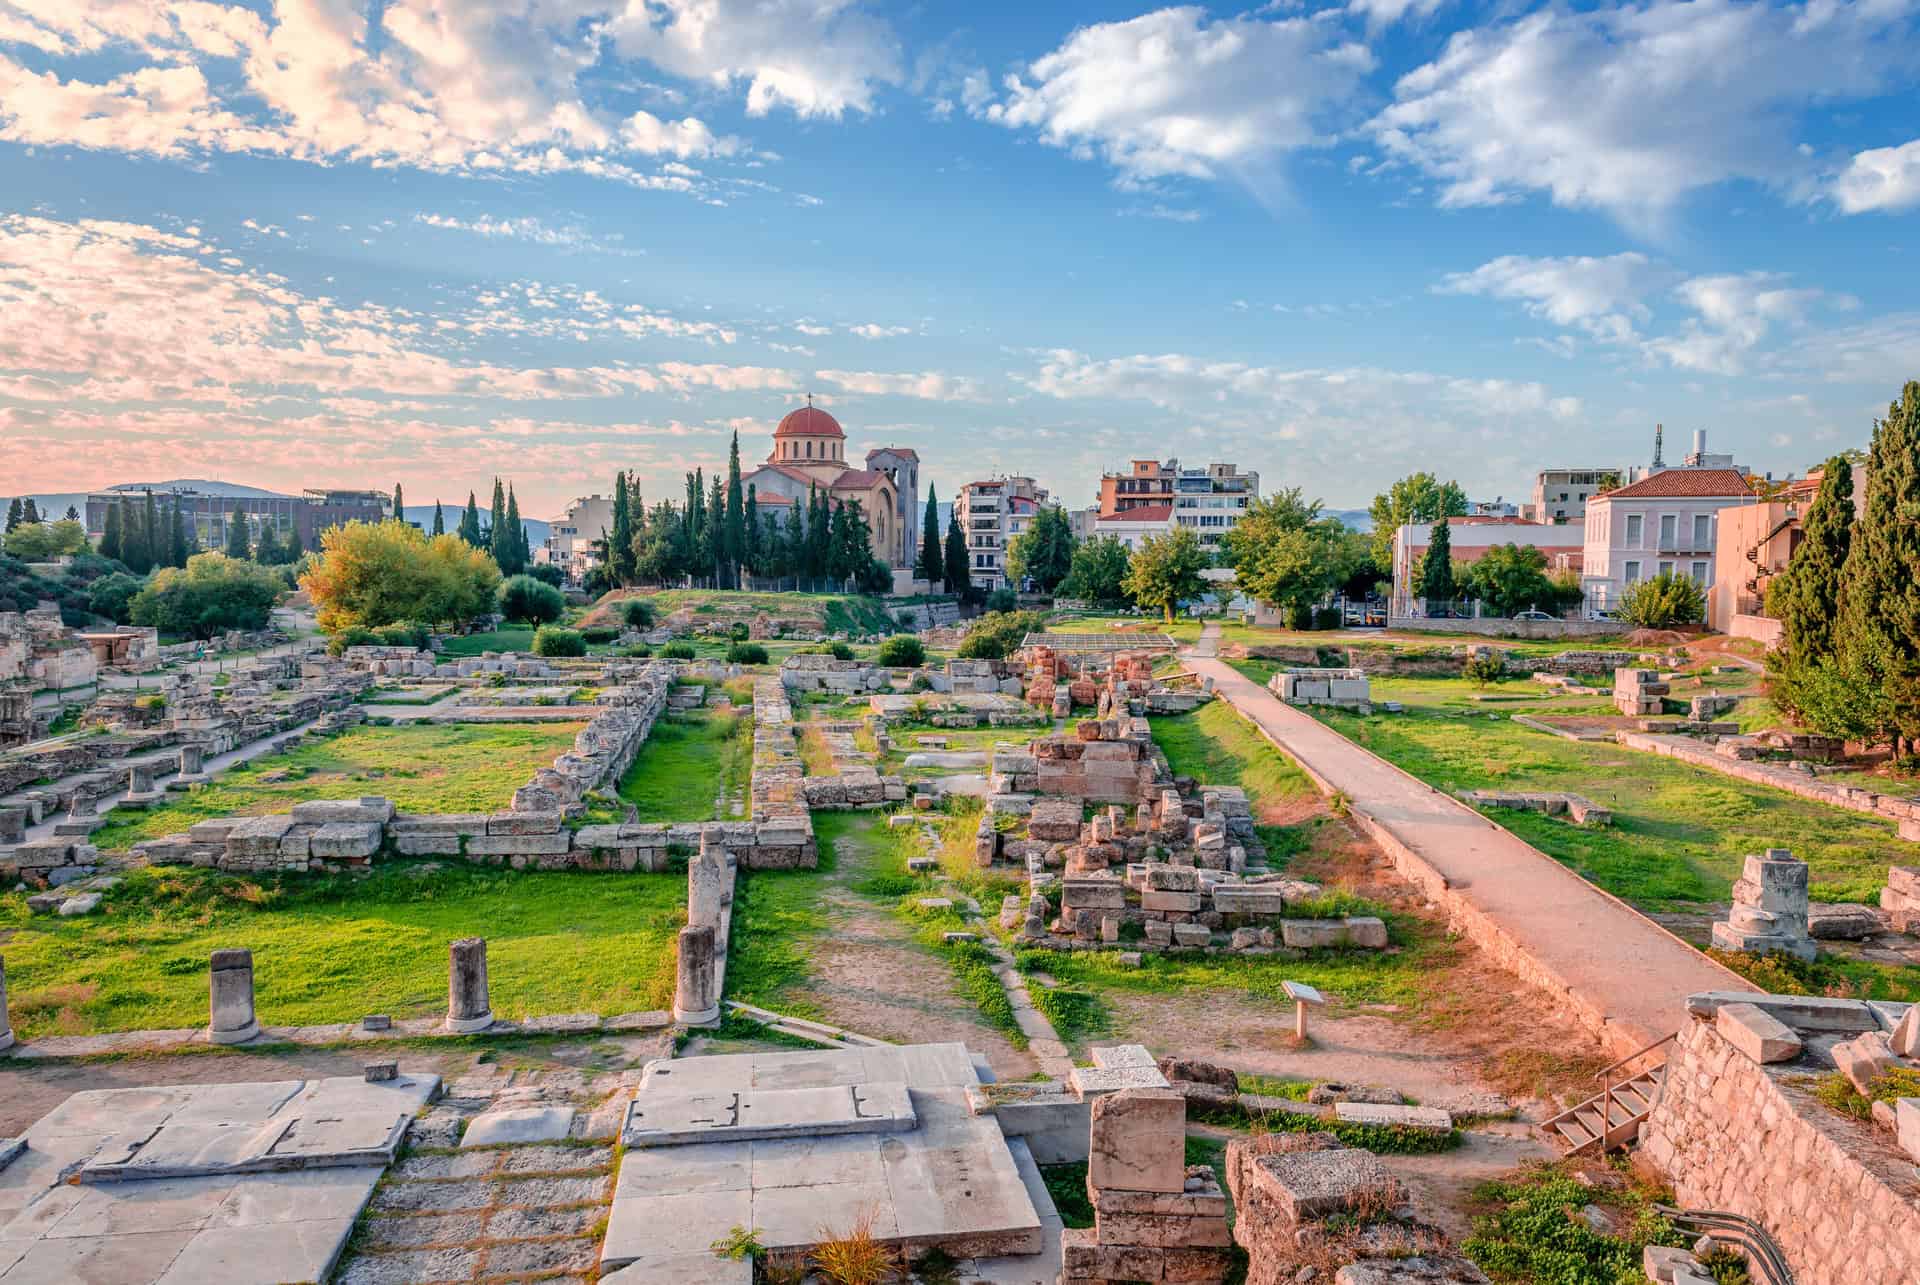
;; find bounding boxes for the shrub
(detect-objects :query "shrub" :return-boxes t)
[327,626,380,656]
[725,642,769,664]
[497,574,564,626]
[372,622,430,649]
[621,643,653,658]
[983,587,1019,613]
[1462,653,1507,688]
[801,641,856,661]
[957,610,1045,661]
[582,626,620,644]
[531,625,585,657]
[1283,602,1314,630]
[660,641,696,660]
[1618,571,1707,629]
[302,519,499,630]
[876,635,926,667]
[87,571,143,624]
[622,598,655,628]
[728,621,750,642]
[130,552,282,639]
[526,562,565,587]
[1312,606,1342,630]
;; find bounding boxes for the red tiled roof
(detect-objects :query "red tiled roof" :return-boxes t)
[1601,468,1753,499]
[774,406,844,439]
[750,462,819,487]
[1098,503,1174,522]
[828,469,888,490]
[868,447,919,461]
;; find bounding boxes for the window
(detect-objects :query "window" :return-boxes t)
[1659,514,1676,547]
[1624,560,1642,584]
[1625,514,1643,545]
[1658,560,1674,577]
[1693,514,1711,548]
[1691,561,1708,584]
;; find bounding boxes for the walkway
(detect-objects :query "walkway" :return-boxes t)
[1186,625,1749,1054]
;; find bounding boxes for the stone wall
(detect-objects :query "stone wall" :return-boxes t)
[779,653,888,694]
[1640,1013,1920,1285]
[1385,615,1627,640]
[507,667,672,812]
[1617,729,1920,831]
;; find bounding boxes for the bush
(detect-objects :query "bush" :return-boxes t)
[527,562,565,587]
[728,621,750,642]
[660,642,696,660]
[957,610,1046,661]
[1618,571,1707,629]
[621,643,653,658]
[372,622,430,649]
[1462,653,1507,688]
[497,574,564,626]
[1283,602,1314,630]
[130,552,282,639]
[984,587,1019,613]
[87,571,144,624]
[531,625,585,657]
[622,598,655,628]
[1312,606,1342,630]
[725,642,769,665]
[303,520,500,631]
[581,625,619,644]
[4,519,88,561]
[876,635,926,667]
[801,641,856,661]
[326,626,380,656]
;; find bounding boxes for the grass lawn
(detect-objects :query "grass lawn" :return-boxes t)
[437,628,537,657]
[0,860,684,1039]
[1150,699,1323,864]
[616,589,904,636]
[88,723,586,851]
[616,708,751,821]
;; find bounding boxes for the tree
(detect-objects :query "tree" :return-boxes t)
[20,498,38,525]
[1618,571,1707,629]
[1222,488,1351,616]
[302,520,501,632]
[1125,527,1208,622]
[1462,543,1561,617]
[431,500,445,538]
[725,431,745,588]
[1059,535,1132,605]
[392,482,405,523]
[500,485,528,575]
[225,504,251,560]
[168,500,188,569]
[609,471,634,585]
[917,488,943,587]
[64,505,78,522]
[488,478,509,567]
[4,519,88,560]
[99,501,123,563]
[957,610,1047,660]
[459,491,483,546]
[1368,473,1468,568]
[527,561,565,587]
[283,526,303,561]
[130,552,282,639]
[1836,381,1920,751]
[140,490,159,573]
[498,574,564,626]
[254,521,281,566]
[877,635,926,667]
[1006,506,1076,593]
[4,499,18,531]
[1419,517,1456,604]
[88,571,143,623]
[943,510,971,601]
[1771,457,1854,671]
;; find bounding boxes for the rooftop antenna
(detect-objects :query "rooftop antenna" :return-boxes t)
[1653,423,1665,468]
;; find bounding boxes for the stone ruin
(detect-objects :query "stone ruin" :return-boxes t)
[1613,667,1667,716]
[1271,667,1373,711]
[1882,864,1920,933]
[993,715,1161,804]
[1024,647,1208,721]
[1710,848,1815,962]
[1456,789,1612,827]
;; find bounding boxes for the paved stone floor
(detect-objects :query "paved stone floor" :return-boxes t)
[335,1066,631,1285]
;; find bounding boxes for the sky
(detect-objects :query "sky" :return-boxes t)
[1,0,1917,519]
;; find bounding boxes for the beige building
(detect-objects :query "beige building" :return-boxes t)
[956,476,1049,591]
[1525,468,1621,525]
[536,494,615,579]
[1094,458,1257,552]
[1580,467,1757,615]
[742,403,903,569]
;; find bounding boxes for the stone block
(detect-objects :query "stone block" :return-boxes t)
[1094,1208,1232,1248]
[309,821,383,859]
[1281,919,1348,949]
[1334,1257,1492,1284]
[1171,923,1211,947]
[1332,1102,1452,1133]
[1891,1005,1920,1058]
[1063,877,1127,910]
[289,797,395,825]
[465,832,573,856]
[1898,1099,1920,1163]
[1716,1002,1804,1064]
[1237,1146,1398,1223]
[1344,916,1388,948]
[1143,889,1203,913]
[1145,864,1200,893]
[1088,1088,1187,1194]
[487,810,562,835]
[1832,1031,1898,1094]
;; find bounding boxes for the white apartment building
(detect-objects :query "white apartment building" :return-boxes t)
[956,476,1048,591]
[1096,458,1257,553]
[1580,469,1756,613]
[1092,503,1175,551]
[1525,469,1620,525]
[536,493,614,579]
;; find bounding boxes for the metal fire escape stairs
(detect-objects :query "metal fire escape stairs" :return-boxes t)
[1543,1032,1675,1155]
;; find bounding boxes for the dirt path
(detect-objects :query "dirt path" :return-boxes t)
[775,816,1041,1079]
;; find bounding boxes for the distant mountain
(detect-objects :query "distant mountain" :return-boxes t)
[1328,509,1372,532]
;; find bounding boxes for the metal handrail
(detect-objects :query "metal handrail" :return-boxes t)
[1654,1205,1795,1285]
[1593,1030,1677,1082]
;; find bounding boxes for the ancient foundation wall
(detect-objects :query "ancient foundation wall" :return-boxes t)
[1617,729,1920,828]
[1640,1018,1920,1285]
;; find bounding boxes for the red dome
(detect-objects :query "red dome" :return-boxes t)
[774,405,844,439]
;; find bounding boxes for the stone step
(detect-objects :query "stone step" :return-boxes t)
[622,1082,917,1148]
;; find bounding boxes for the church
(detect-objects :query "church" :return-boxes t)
[742,401,921,577]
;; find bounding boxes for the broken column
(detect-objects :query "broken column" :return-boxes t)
[177,744,206,781]
[122,760,161,807]
[0,954,13,1052]
[446,936,493,1033]
[1711,849,1816,961]
[674,924,719,1026]
[207,948,261,1045]
[0,806,24,845]
[687,828,727,932]
[1062,1086,1234,1283]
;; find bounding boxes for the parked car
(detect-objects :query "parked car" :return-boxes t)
[1513,609,1557,621]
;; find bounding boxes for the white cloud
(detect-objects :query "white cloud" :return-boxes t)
[1647,272,1835,375]
[1833,137,1920,213]
[1435,253,1668,344]
[412,211,647,259]
[848,323,911,339]
[608,0,901,118]
[986,7,1372,183]
[816,369,989,401]
[1373,0,1914,228]
[1347,0,1448,31]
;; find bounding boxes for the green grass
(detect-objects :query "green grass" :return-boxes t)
[1150,699,1322,864]
[0,860,683,1039]
[1038,1163,1094,1228]
[437,628,537,657]
[1462,1164,1688,1285]
[88,723,586,851]
[616,709,751,821]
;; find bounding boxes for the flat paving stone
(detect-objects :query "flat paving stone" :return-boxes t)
[334,1244,481,1285]
[494,1174,609,1208]
[497,1144,611,1175]
[0,1227,197,1284]
[370,1179,495,1214]
[393,1151,501,1181]
[479,1235,598,1275]
[482,1203,602,1239]
[151,1217,359,1285]
[461,1107,576,1149]
[44,1177,235,1239]
[204,1166,379,1228]
[358,1212,486,1250]
[622,1081,916,1147]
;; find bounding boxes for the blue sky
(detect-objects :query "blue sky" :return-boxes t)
[1,0,1916,519]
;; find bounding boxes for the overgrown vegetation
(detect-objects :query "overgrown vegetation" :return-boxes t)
[1150,699,1322,864]
[616,709,751,821]
[1462,1164,1687,1285]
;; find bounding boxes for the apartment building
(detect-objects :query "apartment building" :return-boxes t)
[1525,468,1621,524]
[956,476,1049,591]
[1389,518,1583,617]
[1096,458,1258,551]
[536,494,614,578]
[1580,468,1757,613]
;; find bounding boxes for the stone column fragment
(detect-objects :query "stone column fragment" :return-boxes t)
[1,954,14,1052]
[179,745,205,775]
[208,948,260,1045]
[0,807,24,845]
[674,924,719,1026]
[447,937,493,1032]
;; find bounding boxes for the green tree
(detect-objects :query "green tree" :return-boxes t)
[254,521,280,566]
[1462,543,1560,617]
[1837,381,1920,751]
[140,490,159,573]
[1618,571,1707,629]
[918,488,943,587]
[4,499,19,531]
[392,482,405,523]
[500,485,528,574]
[224,504,251,560]
[1771,457,1854,670]
[460,491,482,546]
[488,477,508,567]
[1368,472,1468,568]
[431,500,445,538]
[1222,488,1350,615]
[130,552,282,639]
[725,431,745,588]
[1419,517,1457,604]
[498,574,564,626]
[4,519,88,560]
[1005,506,1076,593]
[1059,535,1132,605]
[1124,526,1208,622]
[943,510,971,601]
[302,521,501,631]
[64,505,78,522]
[609,471,634,585]
[88,571,143,624]
[99,499,124,563]
[168,500,188,569]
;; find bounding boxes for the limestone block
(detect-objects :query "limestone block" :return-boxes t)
[1332,1102,1452,1133]
[1716,1002,1804,1064]
[1236,1145,1398,1224]
[309,821,383,859]
[1145,865,1200,893]
[1344,916,1389,948]
[1334,1257,1492,1284]
[465,832,572,856]
[1145,920,1173,946]
[1171,923,1211,947]
[1832,1032,1898,1094]
[1063,877,1127,910]
[1089,1088,1187,1194]
[289,797,395,825]
[1891,1005,1920,1058]
[487,809,562,835]
[1143,889,1203,913]
[1281,919,1348,949]
[1898,1099,1920,1163]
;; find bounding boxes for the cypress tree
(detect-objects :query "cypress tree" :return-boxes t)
[1773,457,1854,668]
[141,490,159,571]
[21,499,39,525]
[1419,517,1456,604]
[169,500,188,568]
[225,503,251,560]
[488,478,508,566]
[123,497,148,574]
[609,472,633,585]
[284,526,303,560]
[392,482,405,523]
[725,432,745,588]
[919,487,943,587]
[431,500,445,537]
[1839,382,1920,751]
[944,509,970,600]
[257,521,281,566]
[707,472,726,586]
[4,498,20,531]
[64,505,78,522]
[100,500,123,563]
[743,483,759,578]
[461,492,481,546]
